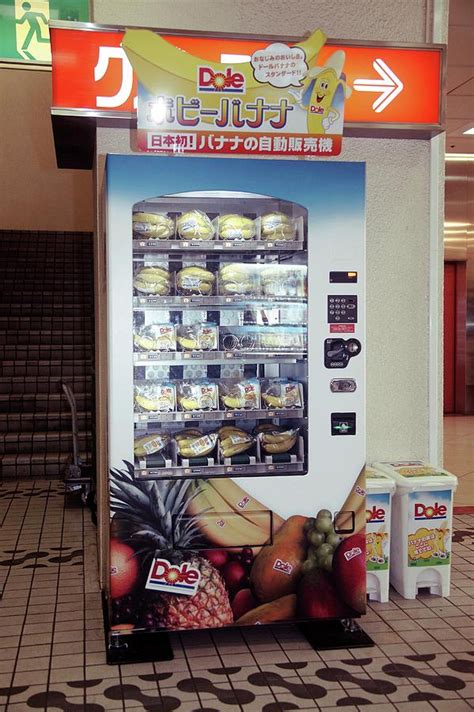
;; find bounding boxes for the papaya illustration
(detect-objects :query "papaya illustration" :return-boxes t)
[249,515,308,603]
[236,594,297,625]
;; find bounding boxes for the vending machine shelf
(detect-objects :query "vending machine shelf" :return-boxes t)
[134,408,305,423]
[133,296,307,308]
[133,350,307,364]
[134,460,306,480]
[133,238,305,252]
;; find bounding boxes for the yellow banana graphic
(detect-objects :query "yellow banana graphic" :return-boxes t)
[206,478,285,531]
[185,482,269,548]
[122,28,326,102]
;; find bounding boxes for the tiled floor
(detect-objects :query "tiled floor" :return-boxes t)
[0,480,473,711]
[444,415,474,508]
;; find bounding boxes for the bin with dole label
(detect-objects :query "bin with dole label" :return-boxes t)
[373,461,458,599]
[366,466,396,603]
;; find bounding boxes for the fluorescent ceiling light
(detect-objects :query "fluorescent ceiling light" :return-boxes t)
[445,153,474,161]
[463,127,474,135]
[444,229,468,234]
[444,222,470,227]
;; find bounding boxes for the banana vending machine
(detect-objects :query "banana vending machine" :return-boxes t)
[106,154,366,649]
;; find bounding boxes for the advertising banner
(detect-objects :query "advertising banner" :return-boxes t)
[407,490,452,567]
[122,28,349,157]
[0,0,88,63]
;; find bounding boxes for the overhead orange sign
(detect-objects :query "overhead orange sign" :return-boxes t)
[50,24,444,131]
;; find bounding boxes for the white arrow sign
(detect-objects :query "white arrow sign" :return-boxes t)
[353,58,404,113]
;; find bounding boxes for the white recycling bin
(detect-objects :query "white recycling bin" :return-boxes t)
[365,466,396,603]
[374,461,458,599]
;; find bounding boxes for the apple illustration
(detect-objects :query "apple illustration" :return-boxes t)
[231,588,258,620]
[332,533,366,614]
[297,569,353,619]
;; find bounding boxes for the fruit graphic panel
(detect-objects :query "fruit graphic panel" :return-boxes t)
[105,155,365,634]
[110,463,366,631]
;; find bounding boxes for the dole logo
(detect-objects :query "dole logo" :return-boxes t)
[145,558,200,597]
[414,502,447,520]
[344,546,363,562]
[273,559,293,576]
[198,66,245,93]
[366,505,385,523]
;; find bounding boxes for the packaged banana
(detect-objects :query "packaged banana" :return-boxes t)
[260,212,297,241]
[176,431,218,458]
[134,431,170,457]
[177,322,218,351]
[134,382,176,413]
[133,266,172,296]
[133,323,176,352]
[176,266,215,296]
[218,263,259,296]
[259,427,299,454]
[261,379,303,409]
[260,265,306,298]
[218,427,255,458]
[176,210,215,240]
[215,214,256,241]
[133,212,175,240]
[220,378,261,410]
[177,380,218,411]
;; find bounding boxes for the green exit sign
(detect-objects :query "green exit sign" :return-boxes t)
[0,0,89,63]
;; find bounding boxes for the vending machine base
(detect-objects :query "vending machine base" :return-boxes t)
[299,619,374,651]
[107,630,174,665]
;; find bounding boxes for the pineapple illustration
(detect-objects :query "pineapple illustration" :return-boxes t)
[110,462,233,631]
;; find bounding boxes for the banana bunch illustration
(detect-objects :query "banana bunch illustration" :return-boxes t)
[218,426,255,458]
[135,383,176,412]
[133,324,176,352]
[133,266,171,296]
[258,427,299,454]
[133,212,174,240]
[176,210,215,240]
[217,214,256,241]
[186,477,285,550]
[261,212,296,241]
[122,27,326,119]
[219,263,256,296]
[175,430,218,458]
[134,431,170,457]
[176,266,215,296]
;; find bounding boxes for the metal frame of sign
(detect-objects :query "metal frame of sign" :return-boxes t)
[48,20,446,167]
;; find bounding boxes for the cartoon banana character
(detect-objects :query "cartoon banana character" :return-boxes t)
[290,51,352,134]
